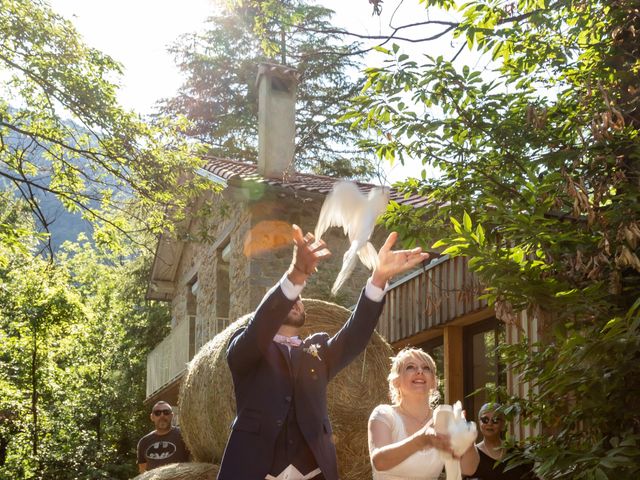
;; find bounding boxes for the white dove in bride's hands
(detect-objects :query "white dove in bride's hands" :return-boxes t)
[314,181,390,295]
[434,401,478,480]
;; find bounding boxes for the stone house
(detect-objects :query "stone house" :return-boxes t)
[144,63,539,439]
[143,63,425,408]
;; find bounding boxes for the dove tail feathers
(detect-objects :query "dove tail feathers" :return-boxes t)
[331,243,359,295]
[357,242,379,271]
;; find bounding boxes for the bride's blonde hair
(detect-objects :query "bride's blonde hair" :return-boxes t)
[387,347,438,405]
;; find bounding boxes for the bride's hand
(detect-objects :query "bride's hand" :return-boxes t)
[419,427,453,455]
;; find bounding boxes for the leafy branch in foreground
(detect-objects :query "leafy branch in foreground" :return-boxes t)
[0,0,209,253]
[347,0,640,477]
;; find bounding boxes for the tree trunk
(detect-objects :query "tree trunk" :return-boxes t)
[31,320,38,457]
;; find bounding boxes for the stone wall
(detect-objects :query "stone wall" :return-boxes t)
[170,241,196,326]
[167,194,248,351]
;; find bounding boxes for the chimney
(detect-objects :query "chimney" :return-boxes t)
[256,63,300,178]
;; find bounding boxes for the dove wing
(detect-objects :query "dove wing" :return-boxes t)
[351,187,389,270]
[314,181,367,240]
[346,186,388,240]
[434,406,460,480]
[437,401,476,480]
[315,182,390,295]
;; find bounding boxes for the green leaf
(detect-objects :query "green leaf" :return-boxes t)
[476,223,485,245]
[463,211,472,231]
[373,45,391,54]
[441,245,462,255]
[554,289,578,297]
[511,249,524,264]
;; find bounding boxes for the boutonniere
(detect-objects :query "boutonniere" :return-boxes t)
[303,343,322,361]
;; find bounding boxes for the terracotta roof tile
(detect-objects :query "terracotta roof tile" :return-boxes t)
[200,157,429,208]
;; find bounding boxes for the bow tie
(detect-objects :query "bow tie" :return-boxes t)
[273,334,302,347]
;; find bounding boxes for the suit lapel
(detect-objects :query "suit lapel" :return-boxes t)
[291,343,304,379]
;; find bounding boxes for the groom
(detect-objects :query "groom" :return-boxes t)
[217,225,429,480]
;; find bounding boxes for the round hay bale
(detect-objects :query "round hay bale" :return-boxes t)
[132,462,218,480]
[179,298,393,479]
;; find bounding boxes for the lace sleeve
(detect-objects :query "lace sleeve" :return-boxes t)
[369,404,395,430]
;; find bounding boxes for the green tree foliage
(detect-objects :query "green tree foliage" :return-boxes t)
[346,0,640,477]
[0,192,38,267]
[0,2,212,478]
[0,0,207,253]
[0,254,87,478]
[53,237,170,479]
[0,196,169,479]
[161,0,374,178]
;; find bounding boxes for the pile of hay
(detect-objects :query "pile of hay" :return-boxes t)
[132,462,218,480]
[179,298,393,479]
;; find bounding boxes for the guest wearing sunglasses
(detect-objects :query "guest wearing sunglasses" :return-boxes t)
[465,403,536,480]
[136,401,190,473]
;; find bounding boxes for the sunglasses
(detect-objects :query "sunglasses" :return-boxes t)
[480,416,502,425]
[152,409,173,416]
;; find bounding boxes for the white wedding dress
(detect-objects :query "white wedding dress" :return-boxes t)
[369,404,444,480]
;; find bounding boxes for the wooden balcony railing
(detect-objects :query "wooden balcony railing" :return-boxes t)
[377,255,487,344]
[195,316,230,352]
[146,316,195,398]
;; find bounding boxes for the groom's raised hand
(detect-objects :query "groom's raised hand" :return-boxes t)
[287,224,331,285]
[371,232,430,289]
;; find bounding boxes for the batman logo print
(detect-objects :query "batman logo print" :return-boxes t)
[145,441,177,460]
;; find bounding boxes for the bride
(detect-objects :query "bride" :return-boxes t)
[368,348,479,479]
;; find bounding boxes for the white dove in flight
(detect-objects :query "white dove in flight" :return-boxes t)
[434,401,478,480]
[314,181,390,295]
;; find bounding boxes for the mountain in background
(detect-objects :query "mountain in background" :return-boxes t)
[2,123,94,253]
[38,190,93,251]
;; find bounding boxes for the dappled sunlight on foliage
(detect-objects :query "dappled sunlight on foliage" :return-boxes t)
[347,0,640,477]
[0,197,171,478]
[0,0,211,255]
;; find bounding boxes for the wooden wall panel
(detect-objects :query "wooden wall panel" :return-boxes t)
[378,256,488,343]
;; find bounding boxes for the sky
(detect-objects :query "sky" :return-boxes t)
[50,0,216,114]
[49,0,460,182]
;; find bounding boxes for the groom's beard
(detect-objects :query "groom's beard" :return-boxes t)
[283,310,306,327]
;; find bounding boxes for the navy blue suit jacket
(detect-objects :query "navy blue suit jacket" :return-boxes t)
[217,281,385,480]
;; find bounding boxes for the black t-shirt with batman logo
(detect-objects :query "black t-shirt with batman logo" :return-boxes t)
[137,427,190,470]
